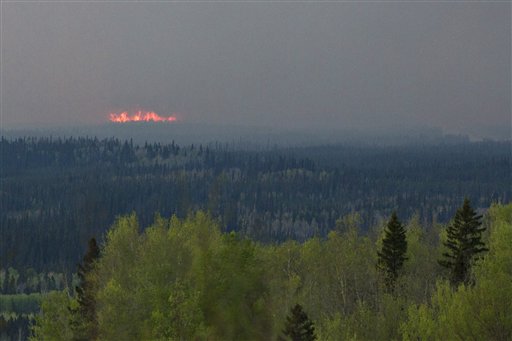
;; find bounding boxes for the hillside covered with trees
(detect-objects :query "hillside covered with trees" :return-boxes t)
[1,137,509,271]
[0,137,510,339]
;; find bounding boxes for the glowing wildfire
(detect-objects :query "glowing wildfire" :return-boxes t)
[109,111,177,123]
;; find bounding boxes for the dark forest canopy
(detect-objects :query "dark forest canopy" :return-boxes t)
[0,136,510,271]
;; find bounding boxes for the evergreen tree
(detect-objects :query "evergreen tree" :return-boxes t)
[70,238,100,340]
[439,198,488,286]
[377,212,408,291]
[281,304,316,341]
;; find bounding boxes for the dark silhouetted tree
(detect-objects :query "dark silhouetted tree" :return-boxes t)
[377,212,408,292]
[439,198,488,287]
[70,238,100,341]
[281,304,316,341]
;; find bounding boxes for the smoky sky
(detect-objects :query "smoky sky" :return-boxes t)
[1,2,510,135]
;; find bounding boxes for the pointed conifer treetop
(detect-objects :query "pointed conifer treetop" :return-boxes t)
[71,237,101,341]
[377,211,408,291]
[282,304,316,341]
[439,198,488,286]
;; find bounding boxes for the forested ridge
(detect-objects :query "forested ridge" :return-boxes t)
[1,137,509,271]
[0,136,510,340]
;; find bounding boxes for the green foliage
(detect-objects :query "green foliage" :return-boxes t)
[402,203,512,340]
[262,240,303,334]
[400,285,442,341]
[377,212,408,292]
[281,304,316,341]
[95,214,143,340]
[31,203,512,341]
[439,198,487,286]
[401,215,440,304]
[93,212,272,340]
[195,232,271,340]
[30,290,74,341]
[325,229,377,315]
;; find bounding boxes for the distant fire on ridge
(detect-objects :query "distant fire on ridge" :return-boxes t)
[109,111,177,123]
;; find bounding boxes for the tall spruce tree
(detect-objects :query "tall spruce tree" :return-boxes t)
[377,212,408,291]
[281,304,316,341]
[70,238,100,341]
[439,198,488,287]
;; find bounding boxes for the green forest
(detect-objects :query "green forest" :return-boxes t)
[1,137,511,340]
[30,202,512,340]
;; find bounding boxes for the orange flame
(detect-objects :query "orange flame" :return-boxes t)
[109,111,177,123]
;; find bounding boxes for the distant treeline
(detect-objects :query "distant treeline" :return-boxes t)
[0,136,510,271]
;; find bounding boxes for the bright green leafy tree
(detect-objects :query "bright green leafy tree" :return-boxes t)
[30,290,74,341]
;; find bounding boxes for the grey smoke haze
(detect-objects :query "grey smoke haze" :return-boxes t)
[2,2,510,138]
